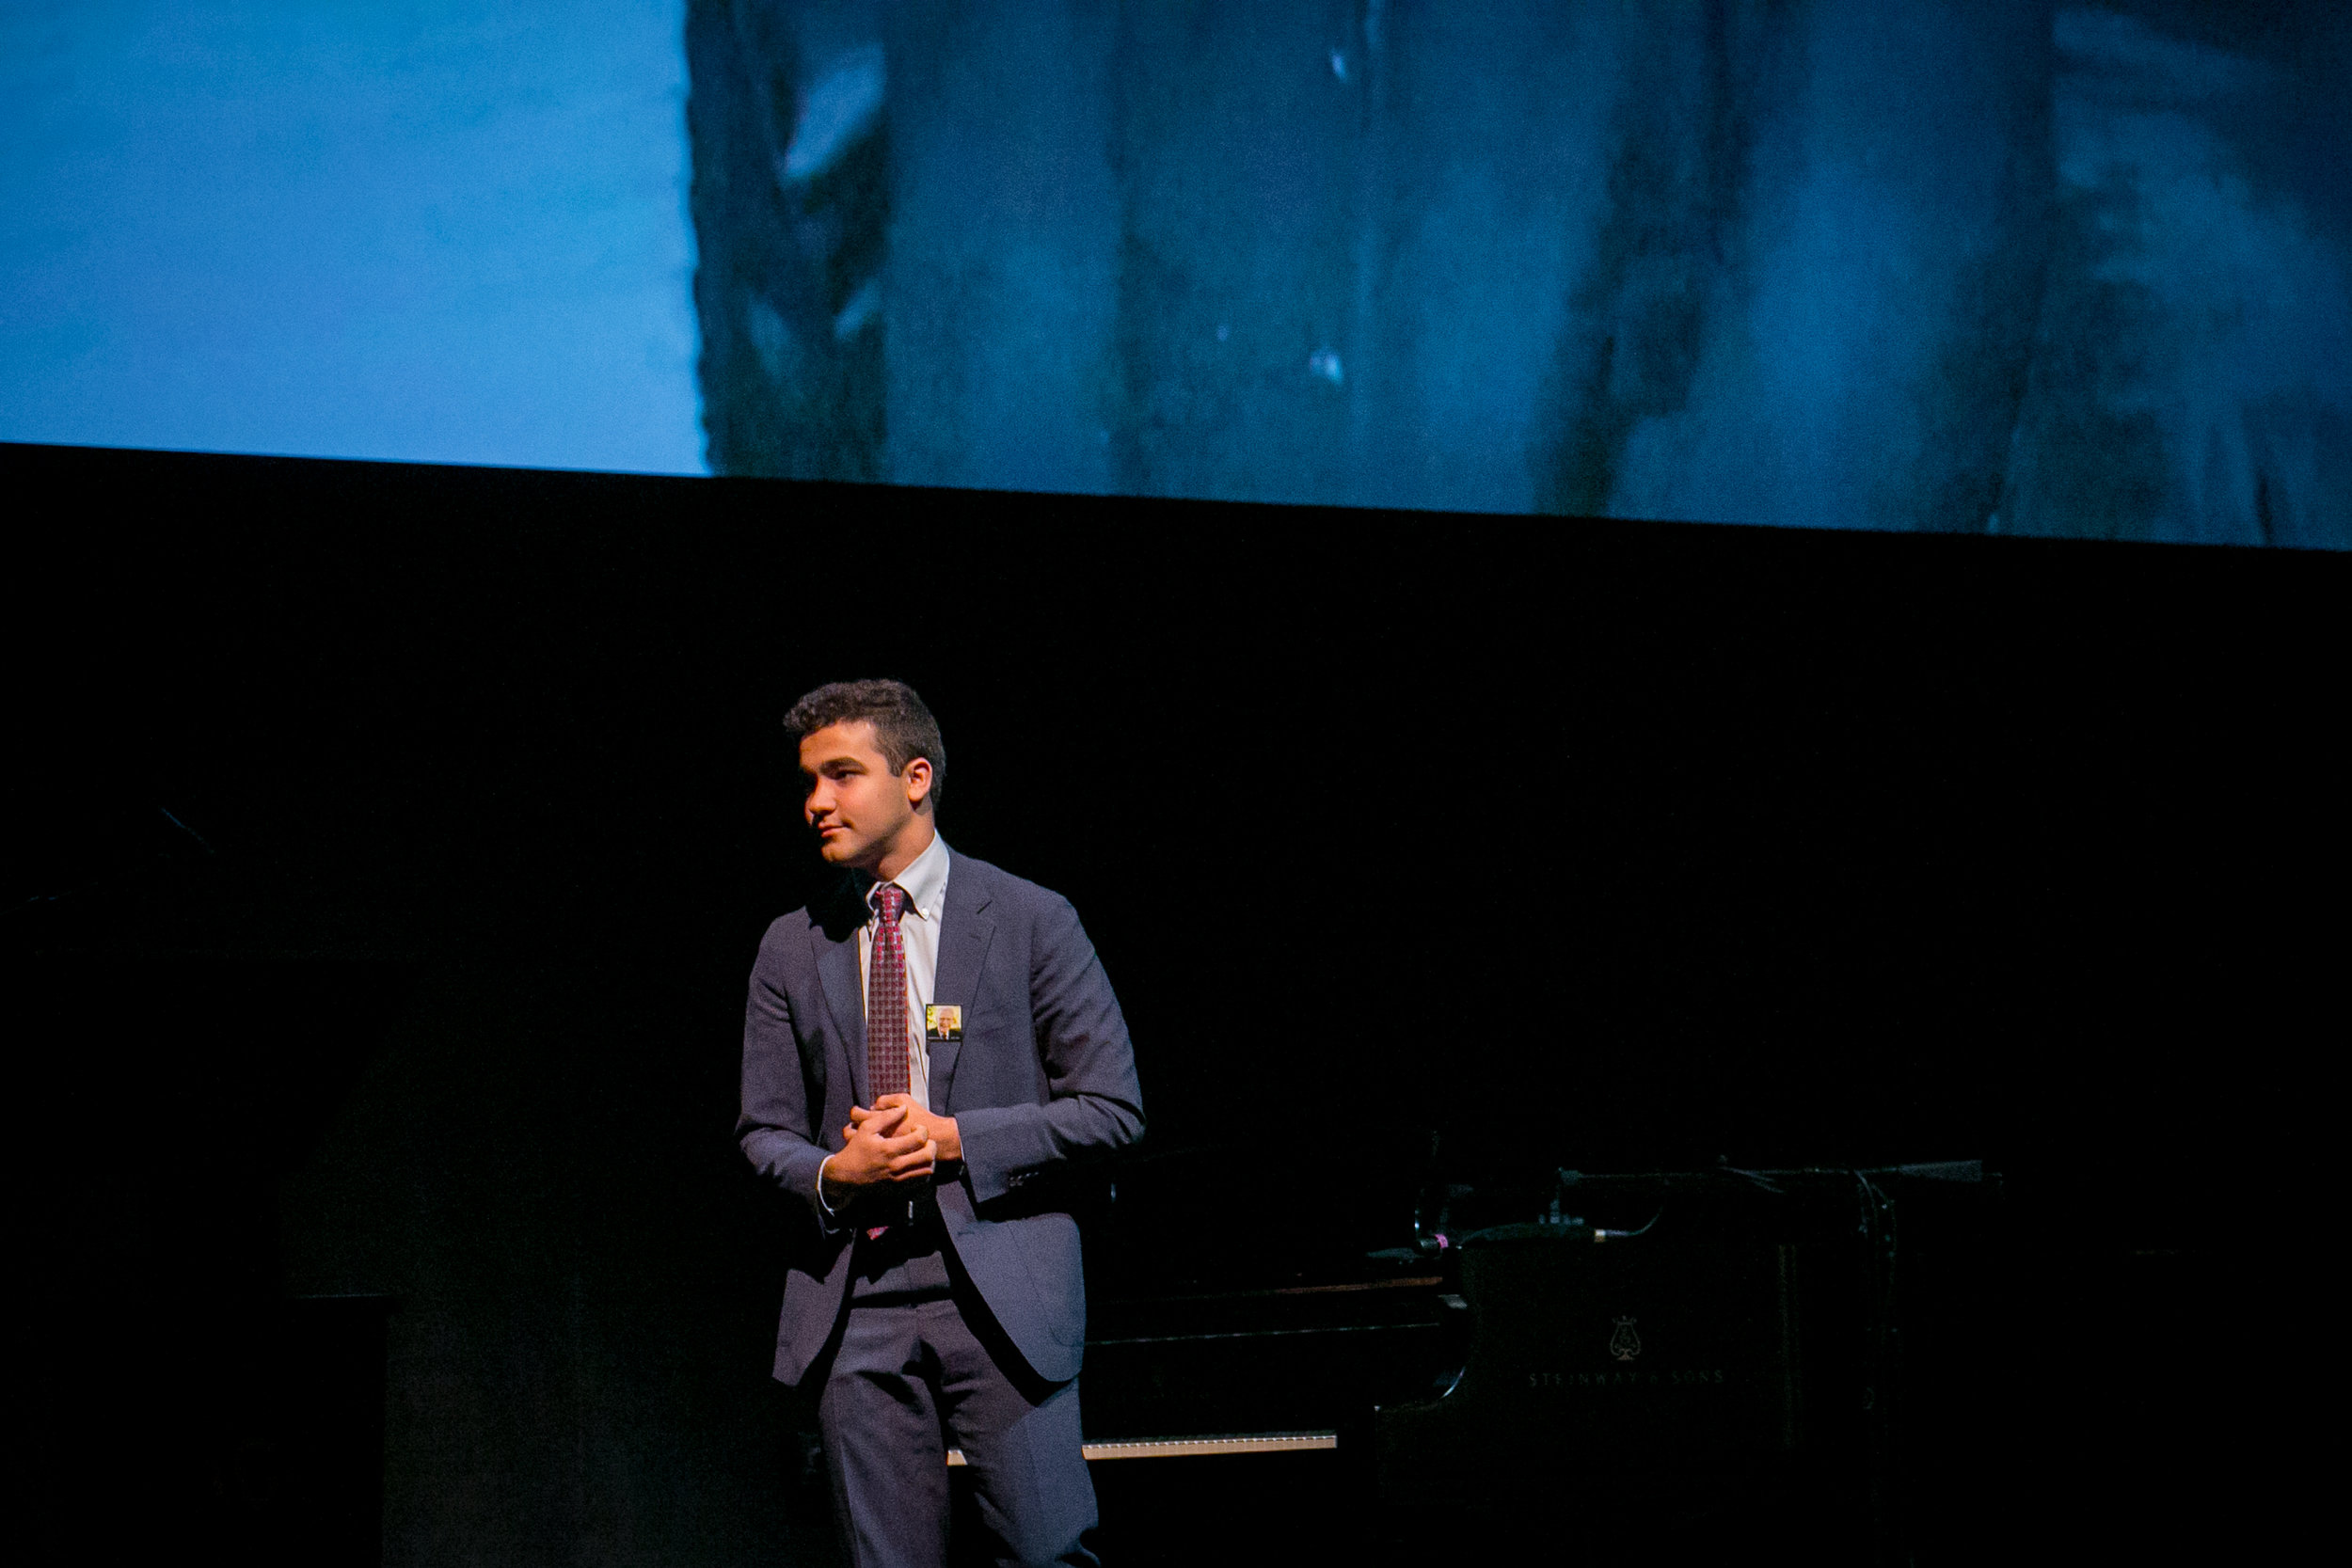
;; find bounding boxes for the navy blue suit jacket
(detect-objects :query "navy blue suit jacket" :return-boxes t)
[739,847,1145,1386]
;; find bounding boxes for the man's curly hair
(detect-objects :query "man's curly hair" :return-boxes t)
[783,679,946,807]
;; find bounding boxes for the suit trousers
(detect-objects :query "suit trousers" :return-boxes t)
[818,1291,1098,1568]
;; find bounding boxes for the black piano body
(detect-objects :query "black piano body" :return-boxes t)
[1055,1158,1994,1567]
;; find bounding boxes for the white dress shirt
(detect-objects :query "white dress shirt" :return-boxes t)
[818,831,950,1220]
[855,829,950,1115]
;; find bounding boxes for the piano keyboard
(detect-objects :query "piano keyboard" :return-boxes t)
[946,1432,1339,1465]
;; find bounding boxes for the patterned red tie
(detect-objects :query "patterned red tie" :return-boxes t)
[866,883,911,1101]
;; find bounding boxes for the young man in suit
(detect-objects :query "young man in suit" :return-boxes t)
[739,679,1145,1568]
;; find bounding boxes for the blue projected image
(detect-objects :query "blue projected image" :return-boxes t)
[6,2,2347,545]
[0,1,701,473]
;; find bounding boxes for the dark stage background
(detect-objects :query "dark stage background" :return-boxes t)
[7,441,2339,1565]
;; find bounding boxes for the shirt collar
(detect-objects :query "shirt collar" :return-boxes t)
[866,831,949,923]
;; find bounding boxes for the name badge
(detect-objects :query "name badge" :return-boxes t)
[925,1004,963,1043]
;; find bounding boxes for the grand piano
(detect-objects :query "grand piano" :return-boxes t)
[1035,1152,1995,1568]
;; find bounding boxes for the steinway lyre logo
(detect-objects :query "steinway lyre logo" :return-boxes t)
[1609,1316,1643,1363]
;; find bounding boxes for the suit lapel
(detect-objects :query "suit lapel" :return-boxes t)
[810,884,868,1108]
[929,852,995,1109]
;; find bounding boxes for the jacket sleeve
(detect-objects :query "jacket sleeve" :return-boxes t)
[737,918,834,1221]
[957,892,1146,1204]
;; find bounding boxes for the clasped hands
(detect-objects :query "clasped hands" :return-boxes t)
[819,1093,961,1205]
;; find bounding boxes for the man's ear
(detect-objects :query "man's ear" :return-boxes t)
[903,755,935,811]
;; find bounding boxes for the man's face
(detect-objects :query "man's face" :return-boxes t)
[799,721,926,870]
